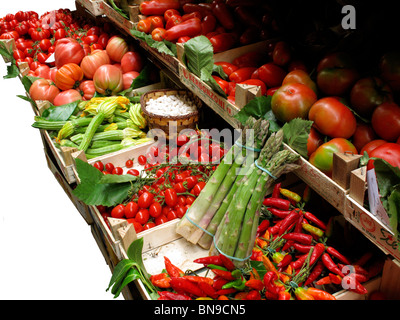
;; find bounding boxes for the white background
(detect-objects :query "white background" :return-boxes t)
[0,0,123,300]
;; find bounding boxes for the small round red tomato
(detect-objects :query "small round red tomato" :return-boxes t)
[155,214,168,225]
[93,161,104,171]
[111,204,125,218]
[379,50,400,93]
[138,155,147,165]
[214,61,238,77]
[127,219,144,233]
[125,159,134,168]
[149,202,162,218]
[192,181,206,196]
[272,41,291,66]
[54,28,66,40]
[352,123,377,153]
[282,69,318,94]
[138,191,154,209]
[307,127,323,158]
[212,75,229,95]
[125,201,139,219]
[271,82,317,123]
[106,35,128,62]
[350,77,393,118]
[360,139,387,156]
[309,138,358,177]
[367,143,400,170]
[12,49,25,60]
[165,188,178,207]
[186,195,195,206]
[39,38,52,52]
[167,210,178,221]
[308,97,357,139]
[316,52,359,96]
[135,209,150,225]
[184,176,198,190]
[174,182,186,193]
[143,222,156,230]
[112,167,123,175]
[371,102,400,142]
[257,63,287,87]
[105,162,115,173]
[175,205,186,218]
[229,67,257,83]
[127,169,140,176]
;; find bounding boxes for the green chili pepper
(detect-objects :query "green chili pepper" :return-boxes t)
[279,188,302,203]
[302,223,324,238]
[207,264,228,271]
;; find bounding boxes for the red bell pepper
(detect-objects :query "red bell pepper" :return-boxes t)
[164,18,202,41]
[139,0,180,16]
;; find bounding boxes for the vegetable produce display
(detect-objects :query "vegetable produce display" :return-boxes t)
[2,1,400,302]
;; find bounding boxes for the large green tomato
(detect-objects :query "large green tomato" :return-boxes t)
[271,82,317,123]
[309,138,358,177]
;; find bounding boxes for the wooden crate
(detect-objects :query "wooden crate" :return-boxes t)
[76,0,104,16]
[102,0,136,34]
[0,38,15,63]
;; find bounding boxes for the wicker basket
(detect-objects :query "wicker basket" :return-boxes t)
[140,89,202,139]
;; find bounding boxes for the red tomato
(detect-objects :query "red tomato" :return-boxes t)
[143,222,156,230]
[105,162,114,173]
[212,75,229,95]
[165,188,178,207]
[83,34,98,45]
[12,49,25,60]
[120,51,143,74]
[106,36,128,62]
[266,87,279,97]
[282,69,317,93]
[309,138,358,177]
[232,51,264,68]
[271,83,317,123]
[307,127,323,158]
[54,63,84,91]
[229,67,257,83]
[308,97,357,139]
[192,181,206,196]
[37,52,49,64]
[367,143,400,170]
[316,52,359,96]
[127,219,144,233]
[209,32,237,53]
[93,64,124,95]
[112,167,123,175]
[0,30,19,40]
[39,38,52,52]
[127,169,140,176]
[111,204,125,218]
[214,61,238,77]
[136,209,150,225]
[79,80,96,101]
[184,176,198,190]
[97,33,109,48]
[360,139,387,156]
[272,41,291,66]
[53,89,82,106]
[138,191,154,209]
[28,78,60,104]
[54,38,85,69]
[122,71,140,90]
[257,63,287,88]
[94,161,104,171]
[379,50,400,93]
[352,123,377,153]
[138,155,147,166]
[371,102,400,142]
[350,77,393,118]
[80,49,110,79]
[155,215,168,225]
[149,202,162,218]
[125,201,139,219]
[54,28,66,40]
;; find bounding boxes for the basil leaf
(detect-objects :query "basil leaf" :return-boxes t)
[183,36,214,77]
[282,118,313,159]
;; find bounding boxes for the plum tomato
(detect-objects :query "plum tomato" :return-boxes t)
[135,209,150,225]
[371,102,400,142]
[111,204,125,218]
[138,154,147,166]
[93,161,104,171]
[138,191,154,208]
[125,201,139,219]
[127,219,144,233]
[105,162,114,174]
[165,188,178,207]
[127,169,140,176]
[149,202,162,218]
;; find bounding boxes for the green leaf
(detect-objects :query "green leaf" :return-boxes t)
[282,118,313,159]
[0,41,12,60]
[212,64,228,80]
[72,158,132,207]
[183,36,214,78]
[108,0,129,19]
[233,95,281,131]
[20,75,42,93]
[4,62,19,79]
[374,158,400,198]
[99,173,140,184]
[388,188,400,238]
[16,94,35,105]
[130,29,175,57]
[111,268,141,298]
[106,259,136,291]
[249,260,267,280]
[41,100,79,121]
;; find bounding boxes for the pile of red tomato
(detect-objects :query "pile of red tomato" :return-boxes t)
[136,0,278,52]
[94,129,227,233]
[213,39,400,174]
[0,9,144,106]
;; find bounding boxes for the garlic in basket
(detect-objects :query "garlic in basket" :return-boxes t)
[145,94,197,117]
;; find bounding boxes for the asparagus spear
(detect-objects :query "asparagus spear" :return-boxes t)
[175,117,261,240]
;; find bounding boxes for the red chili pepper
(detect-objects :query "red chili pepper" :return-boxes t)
[325,246,351,265]
[304,260,325,286]
[140,0,180,16]
[211,1,234,30]
[219,254,236,271]
[170,277,206,297]
[182,275,214,286]
[309,243,326,266]
[292,242,313,253]
[150,273,171,288]
[306,287,336,300]
[268,219,285,235]
[211,269,235,281]
[212,277,229,290]
[303,211,327,230]
[262,197,291,210]
[278,210,301,236]
[198,281,218,299]
[354,252,373,266]
[291,253,308,270]
[263,271,284,297]
[315,275,332,286]
[329,273,342,284]
[164,18,202,41]
[321,253,345,277]
[245,279,264,291]
[157,291,192,300]
[283,232,313,245]
[193,255,223,266]
[216,288,236,295]
[277,254,292,269]
[271,182,282,198]
[164,256,184,277]
[294,287,315,300]
[278,290,292,300]
[345,277,368,295]
[267,208,291,219]
[256,219,270,237]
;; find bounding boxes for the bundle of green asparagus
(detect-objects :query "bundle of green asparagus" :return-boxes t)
[175,118,300,265]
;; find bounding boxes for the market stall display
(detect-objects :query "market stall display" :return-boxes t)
[1,0,400,301]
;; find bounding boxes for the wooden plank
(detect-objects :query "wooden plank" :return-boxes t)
[76,0,104,16]
[102,0,135,34]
